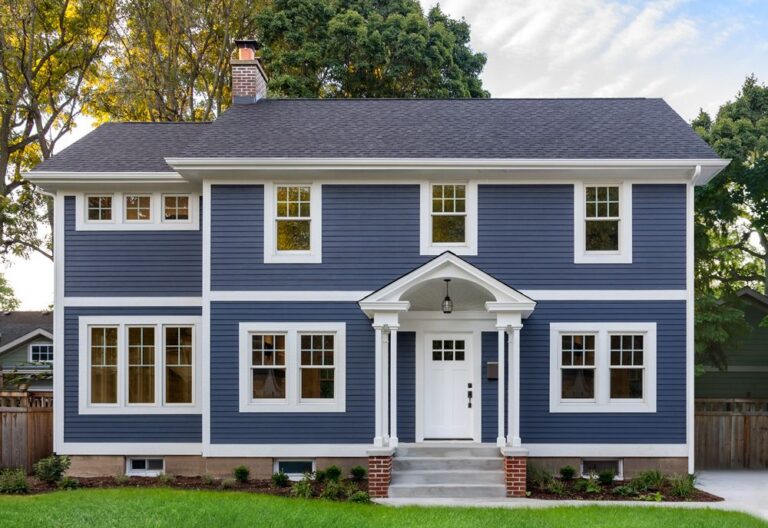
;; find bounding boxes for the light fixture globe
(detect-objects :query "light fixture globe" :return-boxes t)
[441,278,453,314]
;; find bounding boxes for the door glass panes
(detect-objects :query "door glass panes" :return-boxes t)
[432,339,466,361]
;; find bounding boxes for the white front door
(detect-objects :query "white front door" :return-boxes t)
[424,333,474,439]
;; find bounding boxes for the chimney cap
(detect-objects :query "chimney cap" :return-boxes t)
[235,39,261,50]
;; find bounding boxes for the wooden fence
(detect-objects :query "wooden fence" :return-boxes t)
[695,398,768,469]
[0,391,53,472]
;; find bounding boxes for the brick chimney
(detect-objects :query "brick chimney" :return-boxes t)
[231,39,268,104]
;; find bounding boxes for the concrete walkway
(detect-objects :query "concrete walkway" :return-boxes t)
[376,470,768,521]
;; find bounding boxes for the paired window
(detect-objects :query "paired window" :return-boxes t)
[78,192,198,230]
[420,182,477,255]
[29,343,54,363]
[574,182,632,263]
[78,317,200,414]
[264,183,321,263]
[550,323,656,413]
[239,323,345,412]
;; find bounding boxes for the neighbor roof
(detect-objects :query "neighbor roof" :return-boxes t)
[0,311,53,354]
[30,98,718,173]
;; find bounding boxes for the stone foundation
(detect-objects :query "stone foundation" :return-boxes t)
[367,455,393,498]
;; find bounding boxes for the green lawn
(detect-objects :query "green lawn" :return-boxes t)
[0,488,764,528]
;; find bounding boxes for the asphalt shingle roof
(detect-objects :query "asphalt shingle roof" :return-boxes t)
[30,98,719,173]
[0,311,52,351]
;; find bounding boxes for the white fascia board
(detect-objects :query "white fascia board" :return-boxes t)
[59,442,202,456]
[24,171,184,183]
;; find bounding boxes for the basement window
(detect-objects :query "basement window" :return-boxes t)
[127,457,164,477]
[275,459,315,481]
[581,459,622,480]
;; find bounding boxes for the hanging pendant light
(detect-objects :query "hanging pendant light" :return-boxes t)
[441,279,454,314]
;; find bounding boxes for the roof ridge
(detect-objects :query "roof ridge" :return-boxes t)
[244,97,655,102]
[103,121,212,125]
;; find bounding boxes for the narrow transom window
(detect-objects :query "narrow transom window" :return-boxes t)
[585,186,619,251]
[560,334,596,400]
[128,327,155,404]
[30,344,53,363]
[431,339,465,361]
[163,195,190,221]
[165,326,193,404]
[609,334,644,399]
[431,184,466,243]
[300,334,335,399]
[125,195,152,221]
[276,185,311,251]
[87,195,112,221]
[90,327,118,404]
[251,334,286,399]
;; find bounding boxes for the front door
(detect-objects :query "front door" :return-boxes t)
[424,333,473,439]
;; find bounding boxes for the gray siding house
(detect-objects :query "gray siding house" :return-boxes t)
[25,40,729,497]
[0,311,54,391]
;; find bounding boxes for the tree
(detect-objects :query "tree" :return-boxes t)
[87,0,266,122]
[0,0,116,260]
[256,0,488,98]
[0,273,19,311]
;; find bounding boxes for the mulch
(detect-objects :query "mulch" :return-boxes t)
[528,481,723,502]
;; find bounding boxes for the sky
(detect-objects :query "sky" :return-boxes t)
[6,0,768,310]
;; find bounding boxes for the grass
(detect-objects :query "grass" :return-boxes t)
[0,488,764,528]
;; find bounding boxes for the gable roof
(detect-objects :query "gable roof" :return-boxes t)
[28,98,719,176]
[736,287,768,310]
[0,311,53,356]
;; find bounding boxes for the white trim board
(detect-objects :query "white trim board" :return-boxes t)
[206,444,372,457]
[63,297,203,307]
[54,193,65,453]
[58,442,202,456]
[524,443,688,458]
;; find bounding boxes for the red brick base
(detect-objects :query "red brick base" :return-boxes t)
[368,455,392,498]
[504,455,527,497]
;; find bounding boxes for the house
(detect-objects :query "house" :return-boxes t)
[25,40,729,497]
[697,288,768,399]
[0,311,53,391]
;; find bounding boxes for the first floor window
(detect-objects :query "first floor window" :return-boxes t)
[125,194,152,221]
[609,334,644,399]
[87,195,112,221]
[128,327,155,404]
[300,334,335,399]
[90,327,118,404]
[29,344,53,363]
[560,334,596,400]
[165,326,193,404]
[163,195,190,221]
[251,334,286,399]
[276,185,311,251]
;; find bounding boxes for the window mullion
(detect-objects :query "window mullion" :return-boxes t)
[597,330,609,406]
[288,331,298,407]
[118,325,126,407]
[157,325,164,407]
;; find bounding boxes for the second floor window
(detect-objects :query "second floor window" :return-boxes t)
[163,195,190,221]
[574,182,632,264]
[276,185,311,251]
[87,195,112,221]
[264,183,321,263]
[431,184,466,244]
[29,343,54,363]
[585,186,619,251]
[125,195,152,221]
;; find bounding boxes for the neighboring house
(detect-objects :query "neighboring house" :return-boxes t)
[0,311,54,391]
[697,288,768,399]
[25,40,729,496]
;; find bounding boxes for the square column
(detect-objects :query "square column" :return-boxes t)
[373,325,384,447]
[389,328,399,447]
[507,325,522,447]
[496,328,506,447]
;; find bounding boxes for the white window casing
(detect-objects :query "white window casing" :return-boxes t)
[574,182,632,264]
[420,181,478,255]
[126,457,165,477]
[78,316,202,414]
[76,192,199,231]
[263,182,322,263]
[239,322,346,413]
[29,342,54,363]
[549,322,656,413]
[274,459,316,481]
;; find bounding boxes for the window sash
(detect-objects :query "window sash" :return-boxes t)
[585,186,620,219]
[90,326,118,404]
[430,184,467,244]
[86,195,113,221]
[162,195,191,222]
[124,195,152,222]
[127,326,156,405]
[30,344,53,363]
[299,333,335,400]
[165,326,193,405]
[250,333,287,401]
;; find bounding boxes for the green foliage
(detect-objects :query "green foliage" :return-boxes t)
[545,478,566,496]
[113,474,130,486]
[313,469,327,483]
[233,465,249,483]
[640,491,664,502]
[157,473,175,485]
[33,454,71,484]
[695,293,751,370]
[559,465,576,481]
[631,470,666,492]
[350,465,367,481]
[526,463,553,489]
[583,475,601,494]
[219,478,236,490]
[0,468,28,494]
[319,480,343,500]
[347,490,371,503]
[324,465,342,482]
[255,0,488,98]
[597,469,616,486]
[612,484,639,497]
[572,479,589,492]
[201,474,215,486]
[291,474,314,499]
[670,474,697,498]
[58,476,80,490]
[271,471,290,487]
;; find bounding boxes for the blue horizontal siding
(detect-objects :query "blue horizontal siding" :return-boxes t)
[396,332,416,443]
[63,307,202,443]
[210,184,686,291]
[210,302,374,444]
[481,331,508,443]
[64,196,202,296]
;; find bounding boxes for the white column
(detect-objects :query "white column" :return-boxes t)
[382,328,390,444]
[507,325,522,447]
[496,328,506,447]
[389,328,399,447]
[373,325,384,447]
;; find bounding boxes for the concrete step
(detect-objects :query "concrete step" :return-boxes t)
[393,456,503,471]
[396,445,500,458]
[388,483,507,499]
[390,469,505,485]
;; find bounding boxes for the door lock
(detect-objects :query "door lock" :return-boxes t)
[467,382,473,408]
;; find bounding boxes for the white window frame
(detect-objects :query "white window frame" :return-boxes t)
[580,458,623,480]
[126,457,165,477]
[549,322,656,413]
[420,182,478,255]
[273,459,316,481]
[76,192,199,231]
[239,322,345,413]
[78,316,202,414]
[28,342,54,363]
[263,182,322,263]
[574,182,632,264]
[123,194,153,223]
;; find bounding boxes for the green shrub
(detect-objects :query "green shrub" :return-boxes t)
[113,474,130,486]
[58,476,80,490]
[597,469,616,485]
[324,465,342,482]
[612,484,639,497]
[219,478,236,490]
[320,480,343,500]
[0,468,29,494]
[158,473,175,485]
[350,465,367,481]
[632,469,666,491]
[640,491,664,502]
[526,463,553,489]
[313,469,327,483]
[271,471,290,487]
[291,475,314,499]
[233,465,249,483]
[559,465,576,481]
[572,479,588,492]
[33,455,71,485]
[670,474,696,498]
[584,475,601,494]
[545,478,567,496]
[201,474,215,486]
[348,491,371,503]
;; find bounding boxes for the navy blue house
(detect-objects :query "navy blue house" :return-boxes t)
[27,41,728,497]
